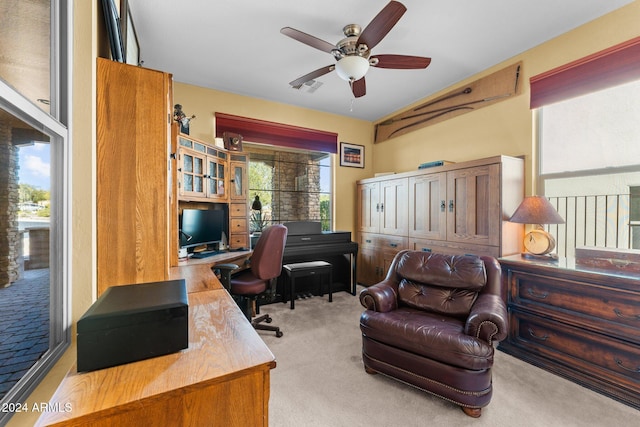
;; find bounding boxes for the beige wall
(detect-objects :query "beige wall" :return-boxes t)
[12,1,640,426]
[173,83,372,232]
[371,1,640,195]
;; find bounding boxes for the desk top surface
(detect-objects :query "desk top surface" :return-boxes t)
[36,288,275,426]
[169,250,252,293]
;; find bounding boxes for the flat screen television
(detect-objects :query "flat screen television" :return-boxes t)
[179,209,224,251]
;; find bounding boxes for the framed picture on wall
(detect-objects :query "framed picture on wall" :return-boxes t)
[340,142,364,168]
[120,0,140,66]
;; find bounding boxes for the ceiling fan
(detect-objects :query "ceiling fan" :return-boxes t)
[281,1,431,98]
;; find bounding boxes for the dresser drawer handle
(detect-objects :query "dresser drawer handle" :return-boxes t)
[527,328,549,341]
[615,358,640,373]
[389,243,398,248]
[526,288,548,299]
[613,308,640,321]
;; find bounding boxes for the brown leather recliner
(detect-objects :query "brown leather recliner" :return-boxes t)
[359,250,508,418]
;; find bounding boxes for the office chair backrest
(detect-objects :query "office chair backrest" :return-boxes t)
[251,224,288,281]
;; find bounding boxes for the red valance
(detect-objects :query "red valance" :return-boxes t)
[530,36,640,109]
[214,113,338,153]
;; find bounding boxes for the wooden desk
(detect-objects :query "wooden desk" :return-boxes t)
[169,250,252,293]
[36,288,276,426]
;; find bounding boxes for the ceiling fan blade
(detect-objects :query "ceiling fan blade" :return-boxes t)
[371,54,431,69]
[357,1,407,51]
[280,27,336,53]
[350,77,366,98]
[289,65,335,88]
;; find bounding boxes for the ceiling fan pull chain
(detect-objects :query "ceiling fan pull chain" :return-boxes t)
[350,98,355,112]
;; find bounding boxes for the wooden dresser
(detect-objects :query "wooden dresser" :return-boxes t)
[498,255,640,410]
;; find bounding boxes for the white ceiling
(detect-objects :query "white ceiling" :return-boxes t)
[128,0,633,121]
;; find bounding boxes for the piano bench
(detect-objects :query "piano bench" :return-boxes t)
[282,261,333,310]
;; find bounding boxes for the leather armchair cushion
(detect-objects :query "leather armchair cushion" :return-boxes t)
[399,278,478,318]
[360,307,495,370]
[396,252,487,290]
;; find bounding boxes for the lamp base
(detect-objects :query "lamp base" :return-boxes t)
[520,252,559,262]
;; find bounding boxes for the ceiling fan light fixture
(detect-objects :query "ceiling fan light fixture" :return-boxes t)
[335,56,370,82]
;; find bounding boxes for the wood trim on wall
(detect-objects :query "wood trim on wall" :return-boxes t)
[214,112,338,153]
[530,35,640,109]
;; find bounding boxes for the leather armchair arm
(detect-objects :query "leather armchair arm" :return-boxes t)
[359,280,399,313]
[465,293,508,345]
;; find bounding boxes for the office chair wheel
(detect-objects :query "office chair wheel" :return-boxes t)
[276,330,284,338]
[265,317,273,323]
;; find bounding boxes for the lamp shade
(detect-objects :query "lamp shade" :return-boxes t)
[335,56,370,81]
[509,196,565,224]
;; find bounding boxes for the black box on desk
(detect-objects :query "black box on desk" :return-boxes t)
[77,279,189,372]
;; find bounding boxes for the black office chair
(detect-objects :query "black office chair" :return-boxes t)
[217,224,288,337]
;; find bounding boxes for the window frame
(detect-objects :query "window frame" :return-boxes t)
[0,0,71,422]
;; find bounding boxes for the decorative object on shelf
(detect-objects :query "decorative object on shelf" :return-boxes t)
[250,195,269,234]
[222,131,243,152]
[374,62,522,143]
[340,142,364,168]
[509,195,565,259]
[173,104,196,134]
[418,160,454,170]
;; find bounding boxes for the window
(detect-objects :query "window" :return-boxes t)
[0,1,70,423]
[535,37,640,257]
[247,145,332,232]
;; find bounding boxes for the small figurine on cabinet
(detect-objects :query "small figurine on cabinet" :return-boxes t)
[173,104,196,134]
[222,131,243,152]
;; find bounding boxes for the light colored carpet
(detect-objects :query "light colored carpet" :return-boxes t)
[260,287,638,427]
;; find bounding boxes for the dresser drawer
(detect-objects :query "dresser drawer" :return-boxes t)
[508,270,640,343]
[358,233,407,251]
[377,235,408,251]
[230,218,247,233]
[359,233,377,248]
[229,233,248,249]
[510,310,640,396]
[230,203,247,217]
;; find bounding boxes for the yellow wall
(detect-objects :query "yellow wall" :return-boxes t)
[11,1,640,426]
[173,83,372,232]
[372,1,640,195]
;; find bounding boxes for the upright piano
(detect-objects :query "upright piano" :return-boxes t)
[280,221,358,296]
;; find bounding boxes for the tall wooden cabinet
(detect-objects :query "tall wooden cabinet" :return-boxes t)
[357,155,524,286]
[96,58,172,295]
[175,133,250,252]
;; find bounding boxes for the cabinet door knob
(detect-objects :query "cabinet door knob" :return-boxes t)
[448,200,454,212]
[613,308,640,321]
[440,200,446,212]
[527,328,549,341]
[380,203,384,212]
[614,358,640,373]
[526,288,549,299]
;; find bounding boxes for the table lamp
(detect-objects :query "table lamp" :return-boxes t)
[509,196,565,259]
